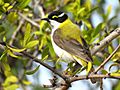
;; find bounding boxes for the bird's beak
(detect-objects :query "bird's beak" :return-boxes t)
[41,18,50,22]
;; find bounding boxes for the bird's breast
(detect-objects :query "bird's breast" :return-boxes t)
[51,33,74,62]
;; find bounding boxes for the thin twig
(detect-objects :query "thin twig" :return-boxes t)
[18,12,40,29]
[94,44,120,74]
[100,78,103,90]
[91,28,120,55]
[9,19,24,45]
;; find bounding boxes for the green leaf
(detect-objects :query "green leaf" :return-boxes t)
[23,23,31,46]
[2,62,11,72]
[87,62,92,74]
[110,73,120,77]
[17,0,31,9]
[7,45,26,52]
[108,46,113,54]
[101,69,108,74]
[109,63,120,73]
[22,80,31,85]
[3,76,18,86]
[112,52,120,62]
[42,47,49,60]
[25,40,39,48]
[0,50,7,61]
[92,23,104,37]
[7,50,18,58]
[4,84,19,90]
[25,65,40,75]
[47,41,56,59]
[0,0,4,6]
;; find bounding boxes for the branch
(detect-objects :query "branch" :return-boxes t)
[70,74,120,83]
[91,28,120,55]
[94,44,120,73]
[9,19,24,45]
[18,12,40,29]
[21,51,70,84]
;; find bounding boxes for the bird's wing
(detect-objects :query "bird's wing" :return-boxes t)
[53,29,93,62]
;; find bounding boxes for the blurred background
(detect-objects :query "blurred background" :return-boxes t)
[0,0,120,90]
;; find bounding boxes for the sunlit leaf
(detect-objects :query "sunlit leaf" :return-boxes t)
[23,23,31,46]
[108,46,113,54]
[0,0,4,5]
[7,50,18,58]
[22,80,31,85]
[3,76,18,86]
[7,45,26,52]
[4,84,19,90]
[110,73,120,77]
[25,40,39,48]
[25,65,40,75]
[87,62,92,74]
[112,52,120,62]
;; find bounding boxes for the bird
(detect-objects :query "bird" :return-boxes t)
[41,10,96,83]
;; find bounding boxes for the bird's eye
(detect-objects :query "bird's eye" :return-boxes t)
[52,15,58,19]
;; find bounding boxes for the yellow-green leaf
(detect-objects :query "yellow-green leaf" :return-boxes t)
[22,80,31,85]
[87,62,92,74]
[25,40,39,48]
[110,73,120,77]
[25,65,40,75]
[23,23,31,46]
[3,76,18,86]
[7,50,18,58]
[4,84,19,90]
[7,45,26,52]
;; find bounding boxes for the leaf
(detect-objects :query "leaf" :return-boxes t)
[25,65,40,75]
[2,62,11,71]
[7,45,26,52]
[101,69,108,74]
[108,46,113,54]
[0,0,4,6]
[92,23,104,37]
[41,47,49,60]
[110,73,120,77]
[22,80,31,85]
[17,0,31,9]
[3,76,18,86]
[87,62,92,74]
[112,52,120,62]
[25,40,39,48]
[47,41,56,59]
[7,50,18,58]
[23,23,31,46]
[0,50,7,61]
[4,84,19,90]
[109,63,120,73]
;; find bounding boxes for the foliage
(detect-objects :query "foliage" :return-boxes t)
[0,0,120,90]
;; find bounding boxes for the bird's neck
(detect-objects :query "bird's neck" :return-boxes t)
[59,19,72,29]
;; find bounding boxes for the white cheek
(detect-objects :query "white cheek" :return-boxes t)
[49,20,60,31]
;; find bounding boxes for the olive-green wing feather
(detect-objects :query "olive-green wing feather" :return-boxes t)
[53,29,93,62]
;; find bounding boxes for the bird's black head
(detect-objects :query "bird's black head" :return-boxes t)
[48,11,68,23]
